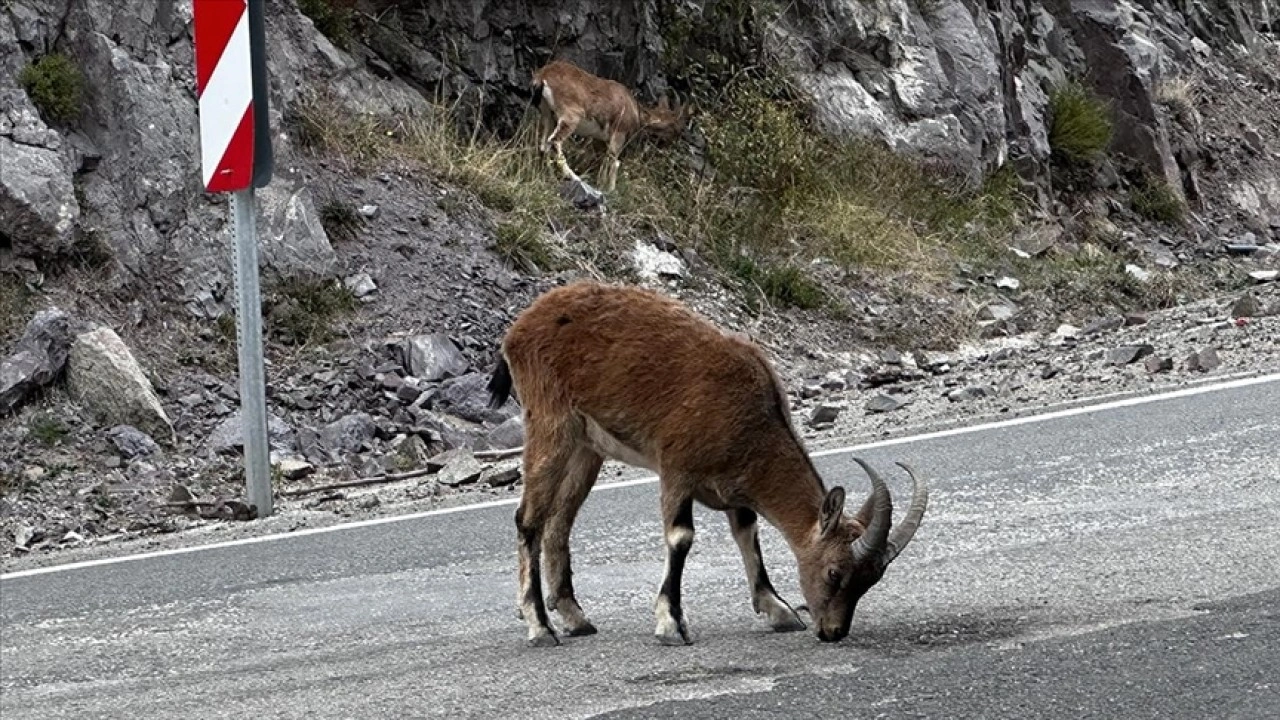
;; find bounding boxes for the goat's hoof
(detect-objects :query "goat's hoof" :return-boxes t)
[655,620,692,646]
[769,613,808,633]
[656,630,692,646]
[527,630,560,648]
[565,620,598,637]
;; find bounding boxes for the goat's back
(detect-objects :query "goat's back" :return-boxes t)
[531,60,641,129]
[501,281,794,473]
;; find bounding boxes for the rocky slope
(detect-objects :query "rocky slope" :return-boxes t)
[2,0,1279,560]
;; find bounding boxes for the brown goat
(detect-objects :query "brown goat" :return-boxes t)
[530,59,685,192]
[487,280,928,647]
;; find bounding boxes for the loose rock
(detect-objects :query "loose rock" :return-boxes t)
[1185,348,1221,373]
[1105,344,1155,366]
[486,416,524,450]
[322,413,378,454]
[67,327,174,442]
[0,308,72,415]
[481,460,522,488]
[106,425,160,459]
[207,412,296,456]
[400,334,469,381]
[809,405,841,426]
[1231,293,1261,319]
[864,394,905,414]
[435,450,484,487]
[1144,356,1173,374]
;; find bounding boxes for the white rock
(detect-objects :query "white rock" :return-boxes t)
[67,327,174,443]
[1125,264,1151,282]
[631,240,686,281]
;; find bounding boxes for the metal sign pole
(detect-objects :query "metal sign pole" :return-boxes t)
[231,188,272,518]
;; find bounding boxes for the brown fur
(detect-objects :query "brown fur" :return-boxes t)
[491,280,927,647]
[530,59,685,191]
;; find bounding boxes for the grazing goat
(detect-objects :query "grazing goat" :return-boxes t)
[530,59,685,192]
[486,280,929,647]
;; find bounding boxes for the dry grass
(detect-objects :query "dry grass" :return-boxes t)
[1154,76,1198,116]
[285,70,1203,342]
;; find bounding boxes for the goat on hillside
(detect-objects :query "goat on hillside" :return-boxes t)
[487,280,929,647]
[530,59,685,192]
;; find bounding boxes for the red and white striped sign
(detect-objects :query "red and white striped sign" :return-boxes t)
[194,0,256,193]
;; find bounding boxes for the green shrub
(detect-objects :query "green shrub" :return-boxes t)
[297,0,355,50]
[1048,82,1113,165]
[18,53,84,125]
[1130,175,1186,225]
[728,255,826,310]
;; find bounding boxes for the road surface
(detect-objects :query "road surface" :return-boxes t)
[2,376,1279,719]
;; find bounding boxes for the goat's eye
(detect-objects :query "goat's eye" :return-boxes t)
[827,569,841,585]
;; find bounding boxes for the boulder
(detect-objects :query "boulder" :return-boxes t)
[0,308,72,415]
[66,327,174,442]
[256,181,338,282]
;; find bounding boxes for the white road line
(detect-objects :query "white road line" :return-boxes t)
[3,371,1278,582]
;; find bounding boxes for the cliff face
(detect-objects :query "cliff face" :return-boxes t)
[1,0,1278,307]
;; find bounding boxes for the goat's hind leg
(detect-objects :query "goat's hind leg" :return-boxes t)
[515,432,582,647]
[541,448,605,636]
[727,508,806,632]
[654,485,695,645]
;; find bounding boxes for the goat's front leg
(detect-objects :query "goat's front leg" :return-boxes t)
[654,490,695,645]
[727,508,806,632]
[602,130,625,192]
[544,118,582,184]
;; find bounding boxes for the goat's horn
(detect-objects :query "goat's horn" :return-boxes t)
[850,458,892,564]
[881,462,929,566]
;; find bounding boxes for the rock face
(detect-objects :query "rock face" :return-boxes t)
[66,327,174,442]
[2,0,1277,296]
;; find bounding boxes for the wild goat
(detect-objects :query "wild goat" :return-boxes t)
[530,59,686,192]
[486,280,929,647]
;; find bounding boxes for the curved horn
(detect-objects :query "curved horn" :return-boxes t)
[849,458,892,564]
[881,462,929,567]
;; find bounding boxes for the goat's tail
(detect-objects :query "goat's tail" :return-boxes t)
[529,68,546,110]
[487,352,514,409]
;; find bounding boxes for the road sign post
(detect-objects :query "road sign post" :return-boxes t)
[194,0,275,517]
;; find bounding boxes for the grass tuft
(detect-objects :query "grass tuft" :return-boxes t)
[266,278,357,346]
[28,413,69,446]
[1130,174,1186,225]
[1048,81,1113,165]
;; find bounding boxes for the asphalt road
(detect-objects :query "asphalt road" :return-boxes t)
[2,377,1278,719]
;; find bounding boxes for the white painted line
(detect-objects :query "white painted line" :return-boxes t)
[3,371,1278,581]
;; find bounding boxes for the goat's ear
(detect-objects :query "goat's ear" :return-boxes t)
[820,486,846,537]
